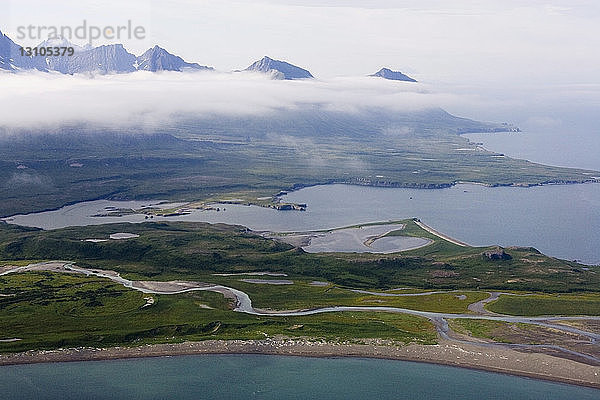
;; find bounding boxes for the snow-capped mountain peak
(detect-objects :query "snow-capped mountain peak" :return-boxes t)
[136,45,212,72]
[36,37,84,52]
[369,68,417,82]
[244,56,314,80]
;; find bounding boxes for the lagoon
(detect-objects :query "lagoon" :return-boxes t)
[5,183,600,265]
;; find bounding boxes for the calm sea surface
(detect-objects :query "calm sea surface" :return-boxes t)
[463,122,600,171]
[6,182,600,264]
[0,355,597,400]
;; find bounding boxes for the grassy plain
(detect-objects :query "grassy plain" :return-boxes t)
[486,294,600,316]
[1,219,598,353]
[448,319,510,341]
[0,272,436,353]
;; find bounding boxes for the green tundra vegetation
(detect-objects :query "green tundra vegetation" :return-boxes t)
[0,272,437,353]
[0,219,598,353]
[448,319,511,341]
[486,293,600,316]
[0,220,598,292]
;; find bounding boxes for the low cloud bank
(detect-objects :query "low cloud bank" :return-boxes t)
[0,70,471,132]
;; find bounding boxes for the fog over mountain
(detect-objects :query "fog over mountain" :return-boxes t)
[0,27,500,134]
[0,71,468,131]
[1,0,598,167]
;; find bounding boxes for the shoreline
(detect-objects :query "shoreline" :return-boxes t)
[3,179,600,221]
[1,339,598,389]
[413,219,470,247]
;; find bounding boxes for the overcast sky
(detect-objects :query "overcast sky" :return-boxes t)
[2,0,599,86]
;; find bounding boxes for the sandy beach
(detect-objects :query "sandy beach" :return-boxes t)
[413,220,470,247]
[0,339,598,389]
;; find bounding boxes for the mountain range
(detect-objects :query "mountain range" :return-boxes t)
[0,30,46,71]
[1,29,415,80]
[0,30,212,73]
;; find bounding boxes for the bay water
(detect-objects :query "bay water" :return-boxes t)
[0,355,597,400]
